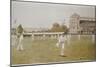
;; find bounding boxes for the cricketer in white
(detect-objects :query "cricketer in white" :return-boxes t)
[56,34,67,57]
[17,33,24,51]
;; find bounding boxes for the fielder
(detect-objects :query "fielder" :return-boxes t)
[17,33,24,51]
[32,32,34,40]
[56,33,66,57]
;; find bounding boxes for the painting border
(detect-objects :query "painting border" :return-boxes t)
[10,0,96,66]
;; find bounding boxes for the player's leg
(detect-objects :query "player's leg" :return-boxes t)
[20,38,24,50]
[17,38,22,51]
[20,43,23,50]
[60,43,66,57]
[17,42,20,50]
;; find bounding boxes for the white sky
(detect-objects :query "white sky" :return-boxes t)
[11,1,95,28]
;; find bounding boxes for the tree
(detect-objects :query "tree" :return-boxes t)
[50,22,68,32]
[61,24,68,32]
[50,23,61,32]
[53,23,60,28]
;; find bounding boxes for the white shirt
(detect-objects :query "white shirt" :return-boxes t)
[58,35,66,43]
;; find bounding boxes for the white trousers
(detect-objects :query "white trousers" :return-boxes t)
[17,38,23,51]
[56,42,65,55]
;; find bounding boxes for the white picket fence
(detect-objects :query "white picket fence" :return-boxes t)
[11,32,95,46]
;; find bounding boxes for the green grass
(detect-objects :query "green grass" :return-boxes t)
[11,35,96,65]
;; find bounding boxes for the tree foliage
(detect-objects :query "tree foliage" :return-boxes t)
[50,22,68,32]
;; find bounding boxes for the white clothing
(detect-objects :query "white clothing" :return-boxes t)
[17,34,24,51]
[56,35,66,47]
[56,35,66,55]
[32,33,34,40]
